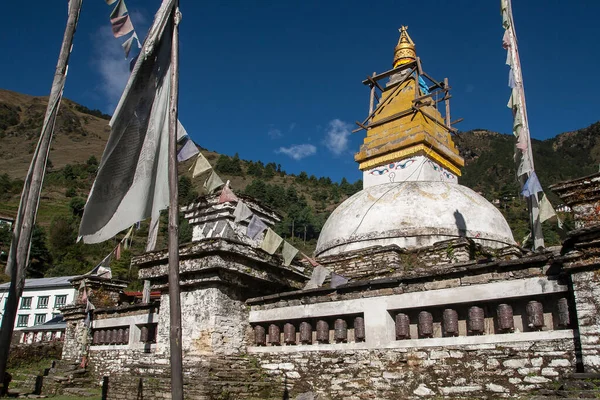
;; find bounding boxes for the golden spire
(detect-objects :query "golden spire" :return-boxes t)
[393,26,416,68]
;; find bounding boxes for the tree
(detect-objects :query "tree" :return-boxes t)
[48,216,77,261]
[63,164,75,181]
[178,176,198,206]
[297,171,308,183]
[86,155,98,166]
[215,153,243,175]
[69,197,86,218]
[27,225,52,278]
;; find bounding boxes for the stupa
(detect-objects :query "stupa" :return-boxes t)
[316,27,516,257]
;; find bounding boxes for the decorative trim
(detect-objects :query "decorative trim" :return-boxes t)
[358,144,462,176]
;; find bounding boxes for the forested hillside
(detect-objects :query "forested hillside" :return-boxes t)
[1,89,597,287]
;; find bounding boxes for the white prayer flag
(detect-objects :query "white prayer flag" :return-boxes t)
[538,194,557,224]
[260,228,283,255]
[191,152,212,178]
[79,0,176,245]
[233,201,253,223]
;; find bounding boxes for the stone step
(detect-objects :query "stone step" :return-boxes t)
[62,387,99,397]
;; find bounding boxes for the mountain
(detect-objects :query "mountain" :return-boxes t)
[0,88,597,281]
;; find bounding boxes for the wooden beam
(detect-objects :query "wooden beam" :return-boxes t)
[167,4,184,400]
[361,61,417,85]
[354,121,369,131]
[421,71,445,91]
[358,67,416,127]
[450,118,464,125]
[366,75,384,92]
[0,0,82,389]
[368,72,375,115]
[444,78,451,127]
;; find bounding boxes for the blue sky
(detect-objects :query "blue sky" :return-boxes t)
[1,1,599,183]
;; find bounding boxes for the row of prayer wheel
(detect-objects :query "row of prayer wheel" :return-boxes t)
[254,317,365,346]
[92,327,130,345]
[395,298,569,339]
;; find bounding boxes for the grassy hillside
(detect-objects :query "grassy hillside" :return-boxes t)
[0,89,595,284]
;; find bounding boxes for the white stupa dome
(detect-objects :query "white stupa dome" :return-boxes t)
[315,181,516,257]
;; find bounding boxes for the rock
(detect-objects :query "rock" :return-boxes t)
[413,384,434,397]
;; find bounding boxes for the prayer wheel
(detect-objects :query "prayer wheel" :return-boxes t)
[467,306,485,335]
[284,323,296,345]
[557,297,570,327]
[316,320,329,343]
[354,317,365,342]
[395,313,411,340]
[442,309,459,337]
[299,322,312,344]
[497,304,514,332]
[254,325,266,346]
[418,311,433,338]
[98,329,106,344]
[526,301,544,330]
[116,328,124,344]
[124,327,130,344]
[268,324,281,345]
[93,330,100,345]
[334,319,348,343]
[140,326,149,343]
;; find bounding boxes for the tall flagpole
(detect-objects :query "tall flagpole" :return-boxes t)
[167,2,184,399]
[504,0,544,249]
[0,0,82,390]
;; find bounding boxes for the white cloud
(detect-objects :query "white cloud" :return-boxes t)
[268,127,282,139]
[91,26,132,111]
[275,144,317,160]
[324,119,352,155]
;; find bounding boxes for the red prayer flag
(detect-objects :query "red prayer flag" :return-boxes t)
[219,184,239,203]
[111,14,134,38]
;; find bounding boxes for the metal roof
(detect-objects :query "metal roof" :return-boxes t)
[0,276,78,292]
[21,315,66,331]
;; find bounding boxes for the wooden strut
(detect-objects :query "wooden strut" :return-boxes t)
[0,0,82,390]
[354,67,416,132]
[361,60,417,85]
[167,3,184,400]
[444,78,451,127]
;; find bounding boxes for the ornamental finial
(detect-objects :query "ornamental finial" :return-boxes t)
[393,26,416,68]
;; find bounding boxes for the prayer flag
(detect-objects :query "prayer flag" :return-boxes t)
[502,30,510,49]
[111,14,134,38]
[121,32,138,59]
[301,252,319,267]
[79,2,175,245]
[177,137,199,162]
[204,170,224,193]
[508,69,515,89]
[115,243,121,260]
[501,0,510,29]
[282,241,298,266]
[191,152,212,178]
[517,151,534,177]
[233,201,253,223]
[146,217,160,252]
[110,0,128,19]
[521,172,543,197]
[88,253,112,278]
[507,88,518,109]
[219,184,238,203]
[538,194,557,224]
[247,215,267,240]
[331,272,349,288]
[261,228,283,255]
[123,226,133,249]
[304,265,330,290]
[106,0,118,4]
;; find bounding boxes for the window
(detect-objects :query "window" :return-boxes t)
[54,295,67,308]
[37,296,49,309]
[34,314,46,325]
[17,315,29,327]
[20,297,32,310]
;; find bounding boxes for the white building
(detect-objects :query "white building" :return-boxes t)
[0,276,78,330]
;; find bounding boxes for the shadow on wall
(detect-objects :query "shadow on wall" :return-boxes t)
[454,209,467,237]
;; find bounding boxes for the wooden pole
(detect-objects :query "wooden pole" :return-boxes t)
[0,0,82,390]
[506,0,543,249]
[444,78,451,127]
[167,4,184,400]
[368,72,375,116]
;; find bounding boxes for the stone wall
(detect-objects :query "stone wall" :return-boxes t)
[250,339,575,399]
[571,269,600,371]
[156,284,249,356]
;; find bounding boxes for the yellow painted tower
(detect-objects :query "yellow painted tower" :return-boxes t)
[354,27,464,177]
